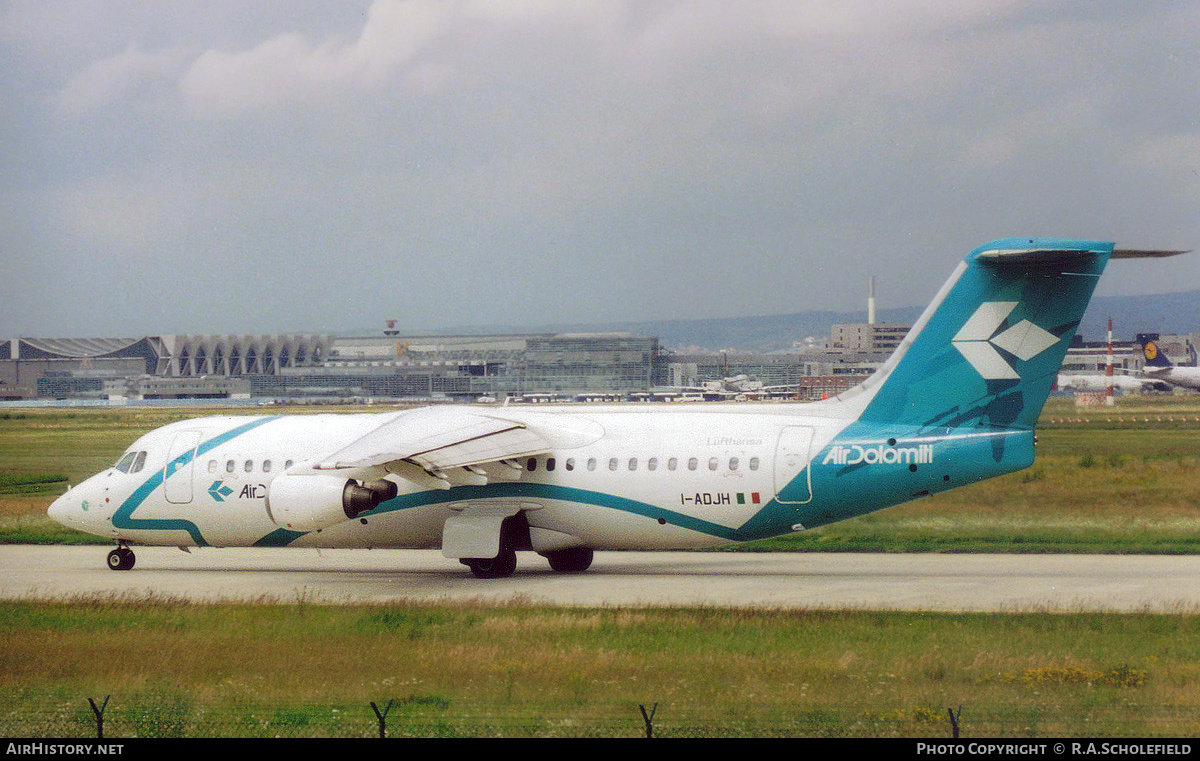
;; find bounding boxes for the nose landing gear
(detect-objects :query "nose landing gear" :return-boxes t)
[106,543,136,571]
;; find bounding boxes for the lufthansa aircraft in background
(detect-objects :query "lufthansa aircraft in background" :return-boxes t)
[49,239,1185,577]
[1137,334,1200,391]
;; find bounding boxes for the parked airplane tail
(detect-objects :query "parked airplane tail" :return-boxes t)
[847,240,1182,432]
[1137,332,1173,368]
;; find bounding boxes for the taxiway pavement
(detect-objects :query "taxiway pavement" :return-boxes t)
[3,545,1199,612]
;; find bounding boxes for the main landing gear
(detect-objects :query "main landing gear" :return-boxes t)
[541,546,594,574]
[106,542,136,571]
[462,549,518,579]
[461,547,595,579]
[458,514,595,579]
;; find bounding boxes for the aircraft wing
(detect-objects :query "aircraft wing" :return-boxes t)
[311,406,551,488]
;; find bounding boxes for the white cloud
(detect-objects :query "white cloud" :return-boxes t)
[59,43,190,115]
[180,32,344,115]
[176,0,595,116]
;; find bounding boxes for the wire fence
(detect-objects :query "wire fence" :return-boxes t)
[4,696,1199,739]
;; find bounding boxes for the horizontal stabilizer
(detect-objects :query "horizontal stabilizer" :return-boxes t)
[1111,249,1190,259]
[976,246,1109,264]
[977,246,1188,265]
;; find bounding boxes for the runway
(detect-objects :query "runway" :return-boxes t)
[4,545,1200,612]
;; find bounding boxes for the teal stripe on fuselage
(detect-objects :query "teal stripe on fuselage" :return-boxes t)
[269,481,751,546]
[255,527,306,547]
[112,416,279,544]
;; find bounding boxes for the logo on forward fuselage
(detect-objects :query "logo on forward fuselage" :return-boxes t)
[208,481,233,501]
[208,481,266,501]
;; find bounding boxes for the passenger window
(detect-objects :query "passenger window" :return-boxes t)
[208,460,217,474]
[285,460,294,469]
[628,458,637,471]
[608,458,618,471]
[547,457,556,472]
[527,458,537,472]
[262,460,272,473]
[668,457,678,471]
[587,458,597,471]
[244,460,253,473]
[565,458,575,471]
[131,451,147,473]
[648,457,658,471]
[687,457,698,471]
[749,457,760,471]
[729,457,739,471]
[708,457,719,471]
[226,460,235,474]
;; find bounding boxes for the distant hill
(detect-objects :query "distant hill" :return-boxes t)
[585,308,925,353]
[1078,290,1200,344]
[372,290,1200,353]
[544,291,1200,352]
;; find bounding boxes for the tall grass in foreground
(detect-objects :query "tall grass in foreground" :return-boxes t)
[2,599,1199,737]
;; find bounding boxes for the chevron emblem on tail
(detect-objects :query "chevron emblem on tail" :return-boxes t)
[952,301,1058,380]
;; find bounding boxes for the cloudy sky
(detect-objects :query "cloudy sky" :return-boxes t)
[3,0,1198,338]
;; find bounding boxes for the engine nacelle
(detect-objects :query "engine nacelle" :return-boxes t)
[266,473,397,533]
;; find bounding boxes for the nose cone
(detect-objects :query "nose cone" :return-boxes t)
[47,489,76,528]
[48,478,102,534]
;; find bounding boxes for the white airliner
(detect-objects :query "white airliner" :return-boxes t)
[1137,334,1200,390]
[653,374,783,401]
[48,239,1184,577]
[1054,373,1166,394]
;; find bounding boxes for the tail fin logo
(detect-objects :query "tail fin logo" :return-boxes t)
[952,301,1058,381]
[1144,341,1159,362]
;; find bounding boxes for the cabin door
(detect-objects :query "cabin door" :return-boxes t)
[164,431,201,504]
[773,426,814,504]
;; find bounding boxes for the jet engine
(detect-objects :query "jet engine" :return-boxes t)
[265,473,398,532]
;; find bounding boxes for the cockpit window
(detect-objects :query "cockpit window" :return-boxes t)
[115,451,150,474]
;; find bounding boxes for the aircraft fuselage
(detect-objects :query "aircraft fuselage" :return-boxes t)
[48,403,1027,555]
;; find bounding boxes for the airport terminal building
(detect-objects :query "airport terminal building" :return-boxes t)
[0,332,673,403]
[5,325,1187,404]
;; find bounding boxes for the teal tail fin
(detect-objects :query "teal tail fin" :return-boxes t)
[750,239,1185,536]
[852,239,1117,431]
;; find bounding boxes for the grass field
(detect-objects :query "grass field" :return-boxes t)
[3,599,1199,738]
[2,396,1200,737]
